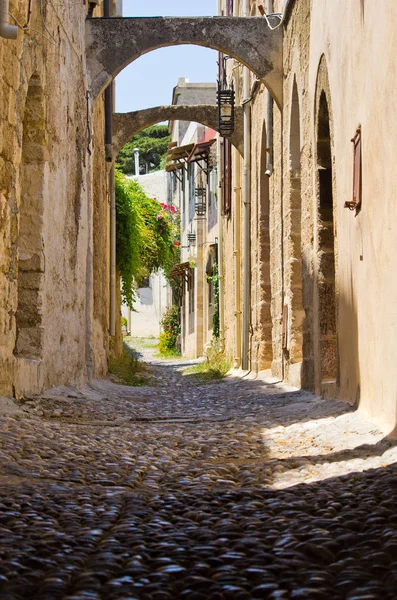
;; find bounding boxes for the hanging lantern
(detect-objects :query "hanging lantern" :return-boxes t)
[217,80,235,137]
[194,187,206,216]
[187,232,196,245]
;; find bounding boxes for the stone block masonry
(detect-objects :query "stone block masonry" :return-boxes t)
[0,0,109,396]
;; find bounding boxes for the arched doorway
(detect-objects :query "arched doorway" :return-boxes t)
[315,85,338,391]
[256,120,273,370]
[14,74,46,361]
[286,79,304,381]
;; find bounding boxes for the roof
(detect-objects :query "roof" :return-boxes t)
[166,143,195,173]
[168,143,195,161]
[187,139,216,163]
[165,162,184,173]
[169,261,191,278]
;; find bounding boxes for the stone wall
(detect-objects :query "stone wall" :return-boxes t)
[280,0,312,388]
[219,0,397,433]
[0,0,109,396]
[92,95,110,377]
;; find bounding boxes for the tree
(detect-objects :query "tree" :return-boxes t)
[116,125,171,175]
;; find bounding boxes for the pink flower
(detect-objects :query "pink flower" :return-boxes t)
[157,214,163,220]
[174,241,180,247]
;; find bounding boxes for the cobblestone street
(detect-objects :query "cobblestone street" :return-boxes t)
[1,344,397,599]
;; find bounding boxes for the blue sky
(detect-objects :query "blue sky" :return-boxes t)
[115,0,218,113]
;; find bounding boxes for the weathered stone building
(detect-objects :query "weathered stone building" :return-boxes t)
[218,0,397,433]
[3,0,397,435]
[0,0,117,397]
[167,81,218,358]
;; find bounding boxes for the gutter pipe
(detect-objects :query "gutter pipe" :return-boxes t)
[217,135,225,351]
[234,140,242,368]
[265,0,274,177]
[241,0,251,371]
[216,0,224,351]
[104,0,116,336]
[0,0,17,39]
[232,0,241,369]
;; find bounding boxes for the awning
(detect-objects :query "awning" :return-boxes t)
[166,143,196,174]
[167,143,194,162]
[187,139,216,163]
[165,162,184,173]
[169,261,191,278]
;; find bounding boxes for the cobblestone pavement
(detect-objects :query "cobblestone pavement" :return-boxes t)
[1,341,397,599]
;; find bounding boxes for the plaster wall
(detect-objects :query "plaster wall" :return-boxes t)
[0,0,109,396]
[308,0,397,431]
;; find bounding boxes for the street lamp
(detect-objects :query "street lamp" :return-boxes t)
[194,187,206,217]
[217,80,235,137]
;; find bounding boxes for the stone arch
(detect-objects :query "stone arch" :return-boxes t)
[113,105,244,156]
[287,77,304,368]
[14,73,46,361]
[86,16,283,106]
[314,55,338,393]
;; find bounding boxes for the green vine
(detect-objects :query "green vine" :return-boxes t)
[207,262,220,339]
[115,170,179,309]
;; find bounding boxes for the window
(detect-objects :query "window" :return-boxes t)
[345,126,362,213]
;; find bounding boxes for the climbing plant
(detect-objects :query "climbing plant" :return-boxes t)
[115,171,179,309]
[159,304,181,354]
[207,262,220,339]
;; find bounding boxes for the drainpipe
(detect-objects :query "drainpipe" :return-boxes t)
[217,136,225,352]
[231,0,241,368]
[234,145,242,368]
[104,0,116,336]
[265,0,274,176]
[241,0,251,371]
[216,0,225,351]
[0,0,17,39]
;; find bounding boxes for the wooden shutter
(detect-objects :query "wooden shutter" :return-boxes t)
[226,0,233,16]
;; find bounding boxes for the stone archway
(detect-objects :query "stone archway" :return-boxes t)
[113,104,244,156]
[86,16,283,106]
[14,74,46,363]
[314,56,338,394]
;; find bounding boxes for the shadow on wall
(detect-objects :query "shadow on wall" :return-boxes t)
[338,272,361,408]
[299,249,360,409]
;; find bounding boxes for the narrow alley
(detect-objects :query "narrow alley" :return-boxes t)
[1,342,397,599]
